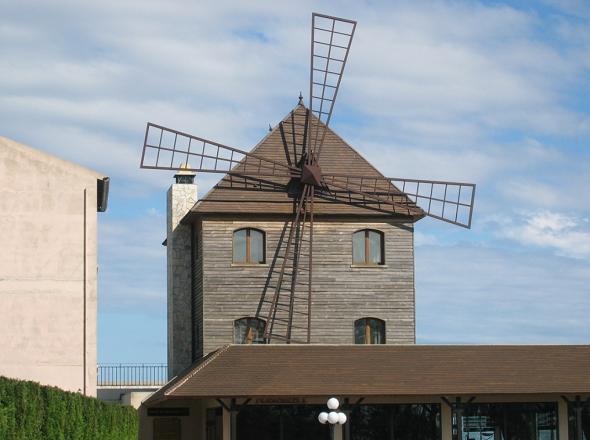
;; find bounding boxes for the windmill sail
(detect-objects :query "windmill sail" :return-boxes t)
[389,178,476,228]
[321,173,476,228]
[309,13,356,160]
[141,123,299,179]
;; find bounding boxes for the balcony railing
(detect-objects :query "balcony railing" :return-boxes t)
[97,364,168,388]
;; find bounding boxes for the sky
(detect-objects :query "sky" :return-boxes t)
[1,0,589,364]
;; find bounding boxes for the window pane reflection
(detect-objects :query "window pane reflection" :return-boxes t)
[234,318,266,344]
[354,318,385,344]
[250,229,264,263]
[368,230,382,264]
[233,229,247,263]
[350,404,441,440]
[353,230,364,264]
[233,228,265,264]
[237,405,330,440]
[352,230,383,265]
[459,402,557,440]
[568,401,590,440]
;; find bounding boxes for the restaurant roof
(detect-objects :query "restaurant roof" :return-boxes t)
[145,344,590,404]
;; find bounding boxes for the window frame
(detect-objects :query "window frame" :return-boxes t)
[352,229,385,266]
[354,317,386,344]
[233,317,267,345]
[232,228,266,265]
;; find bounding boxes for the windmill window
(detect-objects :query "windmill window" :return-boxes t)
[233,228,265,264]
[352,229,384,265]
[234,317,266,344]
[354,318,386,344]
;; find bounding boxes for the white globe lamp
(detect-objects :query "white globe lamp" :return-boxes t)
[327,397,340,410]
[328,411,339,424]
[318,397,348,428]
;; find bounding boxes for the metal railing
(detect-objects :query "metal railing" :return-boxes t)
[97,364,168,387]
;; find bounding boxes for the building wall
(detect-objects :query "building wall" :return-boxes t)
[200,217,415,355]
[0,136,103,396]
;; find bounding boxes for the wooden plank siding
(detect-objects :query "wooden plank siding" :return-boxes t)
[198,216,415,356]
[190,221,204,361]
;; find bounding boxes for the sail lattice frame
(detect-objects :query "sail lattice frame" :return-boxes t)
[308,13,356,160]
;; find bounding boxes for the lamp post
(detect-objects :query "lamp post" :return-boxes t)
[318,397,347,439]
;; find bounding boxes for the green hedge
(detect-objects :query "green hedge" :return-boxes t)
[0,376,138,440]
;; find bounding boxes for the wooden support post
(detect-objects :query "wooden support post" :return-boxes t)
[230,409,238,440]
[441,400,452,440]
[558,397,570,440]
[562,395,590,440]
[334,423,343,440]
[221,406,231,440]
[455,405,464,440]
[576,403,583,440]
[441,396,474,440]
[344,410,351,440]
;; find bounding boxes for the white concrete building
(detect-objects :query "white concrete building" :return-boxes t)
[0,136,109,396]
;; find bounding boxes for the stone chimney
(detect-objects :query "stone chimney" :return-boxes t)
[166,165,197,378]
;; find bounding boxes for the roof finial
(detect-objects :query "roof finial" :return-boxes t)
[298,91,304,106]
[268,123,272,132]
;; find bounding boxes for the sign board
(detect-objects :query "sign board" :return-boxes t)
[254,397,307,404]
[148,407,190,417]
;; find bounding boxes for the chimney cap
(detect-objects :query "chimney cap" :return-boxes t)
[174,162,196,184]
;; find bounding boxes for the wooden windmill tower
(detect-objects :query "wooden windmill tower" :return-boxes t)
[140,13,475,364]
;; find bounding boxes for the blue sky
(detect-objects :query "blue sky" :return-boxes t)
[1,0,589,363]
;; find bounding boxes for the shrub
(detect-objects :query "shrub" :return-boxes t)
[0,376,137,439]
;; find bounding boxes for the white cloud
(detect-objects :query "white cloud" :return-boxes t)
[498,211,590,258]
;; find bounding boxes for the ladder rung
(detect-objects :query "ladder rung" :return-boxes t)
[267,285,293,292]
[273,317,291,323]
[271,302,309,311]
[271,269,293,275]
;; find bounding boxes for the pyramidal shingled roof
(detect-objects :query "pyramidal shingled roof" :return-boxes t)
[191,104,424,219]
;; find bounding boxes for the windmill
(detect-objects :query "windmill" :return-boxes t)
[140,13,476,344]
